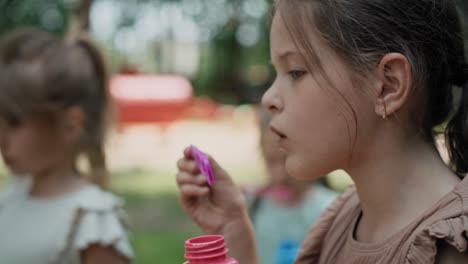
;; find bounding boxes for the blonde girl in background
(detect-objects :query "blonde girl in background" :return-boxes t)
[0,29,133,264]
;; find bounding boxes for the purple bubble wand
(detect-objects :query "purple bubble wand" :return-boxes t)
[190,146,215,186]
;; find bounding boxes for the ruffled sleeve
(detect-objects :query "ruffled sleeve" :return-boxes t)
[53,186,133,263]
[295,187,357,264]
[405,215,468,264]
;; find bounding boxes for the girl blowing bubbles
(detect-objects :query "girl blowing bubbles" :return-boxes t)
[0,29,132,264]
[177,0,468,263]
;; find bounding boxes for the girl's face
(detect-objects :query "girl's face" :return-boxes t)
[263,13,375,180]
[0,116,72,176]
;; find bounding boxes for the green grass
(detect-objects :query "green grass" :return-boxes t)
[112,168,180,195]
[112,170,203,264]
[111,166,265,195]
[131,230,201,264]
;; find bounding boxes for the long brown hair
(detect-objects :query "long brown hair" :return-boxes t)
[276,0,468,177]
[0,28,111,188]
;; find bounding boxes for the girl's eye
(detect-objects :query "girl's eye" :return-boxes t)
[2,116,21,129]
[288,70,306,80]
[7,117,21,128]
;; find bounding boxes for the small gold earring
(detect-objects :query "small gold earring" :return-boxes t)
[382,103,387,120]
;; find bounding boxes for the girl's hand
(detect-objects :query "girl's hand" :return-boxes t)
[176,147,246,234]
[176,147,259,264]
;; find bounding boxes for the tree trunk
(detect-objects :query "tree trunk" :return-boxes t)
[68,0,93,37]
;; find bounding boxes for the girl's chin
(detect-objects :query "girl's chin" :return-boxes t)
[285,156,330,180]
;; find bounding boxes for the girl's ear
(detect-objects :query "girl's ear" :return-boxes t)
[373,53,413,119]
[60,106,86,145]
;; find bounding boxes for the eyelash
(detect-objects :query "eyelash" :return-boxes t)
[0,116,21,129]
[288,70,306,80]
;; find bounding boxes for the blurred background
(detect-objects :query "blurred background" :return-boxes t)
[0,0,466,263]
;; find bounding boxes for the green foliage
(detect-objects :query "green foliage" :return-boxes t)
[131,231,200,264]
[0,0,74,35]
[2,0,465,104]
[0,0,274,104]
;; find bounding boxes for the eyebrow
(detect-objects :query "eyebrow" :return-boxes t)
[270,50,303,65]
[279,51,299,58]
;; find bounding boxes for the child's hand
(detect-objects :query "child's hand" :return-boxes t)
[176,147,260,264]
[176,147,247,234]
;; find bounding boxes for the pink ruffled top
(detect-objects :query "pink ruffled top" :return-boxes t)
[295,176,468,264]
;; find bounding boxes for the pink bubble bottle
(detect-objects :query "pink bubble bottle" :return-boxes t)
[184,235,239,264]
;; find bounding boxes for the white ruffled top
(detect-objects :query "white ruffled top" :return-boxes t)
[0,177,133,264]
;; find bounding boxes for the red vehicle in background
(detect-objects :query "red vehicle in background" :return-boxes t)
[110,74,193,126]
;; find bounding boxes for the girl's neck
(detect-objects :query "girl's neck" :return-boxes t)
[347,134,460,243]
[29,162,86,199]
